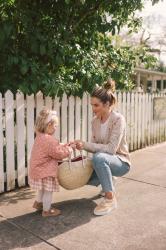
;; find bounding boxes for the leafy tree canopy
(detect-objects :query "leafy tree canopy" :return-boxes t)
[0,0,159,96]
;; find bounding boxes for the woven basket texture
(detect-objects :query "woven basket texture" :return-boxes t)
[58,157,93,190]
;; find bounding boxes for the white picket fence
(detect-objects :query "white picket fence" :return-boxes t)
[0,90,166,193]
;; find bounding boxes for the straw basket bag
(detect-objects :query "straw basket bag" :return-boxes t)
[58,153,93,190]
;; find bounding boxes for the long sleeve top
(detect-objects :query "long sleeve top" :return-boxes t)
[29,132,71,179]
[83,110,131,166]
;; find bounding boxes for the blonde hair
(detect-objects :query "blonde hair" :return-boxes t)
[35,108,58,133]
[91,78,116,106]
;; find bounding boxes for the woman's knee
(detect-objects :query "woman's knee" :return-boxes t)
[92,152,107,167]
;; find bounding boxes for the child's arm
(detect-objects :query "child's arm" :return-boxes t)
[48,137,73,160]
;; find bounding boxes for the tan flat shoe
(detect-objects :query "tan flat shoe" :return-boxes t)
[94,196,117,216]
[33,201,43,211]
[42,208,61,217]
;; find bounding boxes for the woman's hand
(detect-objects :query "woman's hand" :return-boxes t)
[69,143,77,150]
[74,140,84,150]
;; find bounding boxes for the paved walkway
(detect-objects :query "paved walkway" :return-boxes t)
[0,142,166,250]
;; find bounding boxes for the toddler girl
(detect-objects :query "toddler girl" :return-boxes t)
[29,108,74,217]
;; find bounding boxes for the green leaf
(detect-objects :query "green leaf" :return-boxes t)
[3,23,13,38]
[55,54,63,65]
[40,45,46,55]
[13,57,19,65]
[31,82,38,93]
[65,0,70,4]
[20,64,28,75]
[31,41,38,53]
[80,0,85,4]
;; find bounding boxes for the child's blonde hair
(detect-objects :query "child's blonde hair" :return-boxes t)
[35,107,58,133]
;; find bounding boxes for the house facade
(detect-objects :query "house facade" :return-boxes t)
[134,67,166,93]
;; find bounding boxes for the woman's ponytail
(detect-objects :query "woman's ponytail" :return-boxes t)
[91,78,116,106]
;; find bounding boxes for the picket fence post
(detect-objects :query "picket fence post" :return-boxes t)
[5,90,15,191]
[26,94,34,176]
[16,92,25,187]
[54,97,60,140]
[68,96,75,144]
[0,93,4,192]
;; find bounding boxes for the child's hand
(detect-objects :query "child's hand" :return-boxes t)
[70,143,76,149]
[67,146,73,155]
[68,141,76,149]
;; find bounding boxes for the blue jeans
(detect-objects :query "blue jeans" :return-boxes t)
[88,152,130,192]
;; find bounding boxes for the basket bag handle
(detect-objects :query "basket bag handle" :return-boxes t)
[68,150,85,171]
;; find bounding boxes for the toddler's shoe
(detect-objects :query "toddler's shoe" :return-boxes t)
[33,201,43,211]
[42,208,61,217]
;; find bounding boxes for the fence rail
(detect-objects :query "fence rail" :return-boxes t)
[0,91,166,193]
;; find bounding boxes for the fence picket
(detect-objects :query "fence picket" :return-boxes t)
[122,92,126,119]
[82,94,88,156]
[0,94,4,192]
[5,91,15,190]
[165,111,166,142]
[61,94,68,143]
[130,92,135,151]
[152,94,155,144]
[144,93,149,146]
[87,95,93,157]
[158,93,161,143]
[141,94,145,147]
[75,97,81,156]
[160,94,165,142]
[53,97,60,140]
[68,96,75,143]
[117,92,122,114]
[151,94,155,144]
[16,92,25,186]
[138,93,142,148]
[36,92,44,116]
[45,96,53,110]
[148,94,152,145]
[134,92,138,150]
[87,95,93,143]
[82,94,88,141]
[126,93,131,150]
[156,93,160,143]
[26,94,34,171]
[75,97,81,140]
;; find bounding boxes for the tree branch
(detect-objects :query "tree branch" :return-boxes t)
[71,1,106,33]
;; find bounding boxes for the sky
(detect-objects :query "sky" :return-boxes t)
[139,0,166,63]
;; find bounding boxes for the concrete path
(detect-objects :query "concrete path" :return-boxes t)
[0,142,166,250]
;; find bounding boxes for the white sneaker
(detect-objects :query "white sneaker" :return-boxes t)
[94,197,117,216]
[99,176,117,197]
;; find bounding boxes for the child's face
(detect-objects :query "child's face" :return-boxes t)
[46,121,58,135]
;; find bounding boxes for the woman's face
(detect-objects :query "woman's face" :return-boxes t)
[91,97,109,118]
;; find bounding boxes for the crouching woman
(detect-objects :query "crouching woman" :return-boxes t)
[75,79,131,216]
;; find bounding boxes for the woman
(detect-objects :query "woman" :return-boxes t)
[75,79,131,216]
